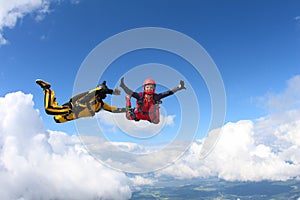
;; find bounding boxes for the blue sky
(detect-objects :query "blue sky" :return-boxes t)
[1,0,299,115]
[0,0,299,141]
[0,0,300,198]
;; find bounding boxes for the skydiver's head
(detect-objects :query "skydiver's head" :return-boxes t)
[143,78,156,95]
[96,81,108,99]
[99,81,108,89]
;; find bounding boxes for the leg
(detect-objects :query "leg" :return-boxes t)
[150,105,160,124]
[36,80,70,115]
[126,95,133,120]
[36,79,51,89]
[54,113,76,123]
[43,89,71,115]
[125,95,137,120]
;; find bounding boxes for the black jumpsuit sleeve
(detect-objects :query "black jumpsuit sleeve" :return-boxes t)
[157,84,184,100]
[157,90,175,100]
[103,88,114,95]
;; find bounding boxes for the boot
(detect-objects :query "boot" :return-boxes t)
[36,79,51,89]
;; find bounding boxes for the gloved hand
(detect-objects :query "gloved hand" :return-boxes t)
[115,107,127,113]
[171,80,186,93]
[113,88,121,95]
[120,107,127,112]
[178,80,186,90]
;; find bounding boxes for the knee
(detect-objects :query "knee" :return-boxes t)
[126,112,134,120]
[54,116,64,123]
[152,119,160,124]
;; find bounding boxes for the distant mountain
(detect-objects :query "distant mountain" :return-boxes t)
[131,178,300,200]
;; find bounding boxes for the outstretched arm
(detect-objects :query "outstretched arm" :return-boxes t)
[119,77,139,99]
[102,88,121,95]
[171,80,186,93]
[158,80,186,99]
[97,80,121,96]
[102,102,127,113]
[77,86,120,105]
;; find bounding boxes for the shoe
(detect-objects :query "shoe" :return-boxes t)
[36,79,51,89]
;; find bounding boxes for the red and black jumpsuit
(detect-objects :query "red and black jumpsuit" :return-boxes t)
[120,84,180,124]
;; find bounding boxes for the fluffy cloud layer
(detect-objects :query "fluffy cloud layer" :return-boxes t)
[79,76,300,181]
[96,111,175,137]
[158,75,300,181]
[159,118,300,181]
[0,92,131,200]
[258,75,300,112]
[1,75,300,199]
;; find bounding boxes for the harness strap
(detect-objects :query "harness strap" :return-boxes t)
[86,101,95,116]
[100,100,104,110]
[72,102,85,118]
[137,92,144,112]
[127,108,139,121]
[135,92,160,122]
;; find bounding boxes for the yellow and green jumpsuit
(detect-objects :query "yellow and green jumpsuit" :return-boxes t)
[41,85,125,123]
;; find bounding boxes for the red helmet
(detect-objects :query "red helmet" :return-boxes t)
[143,78,156,86]
[143,78,156,94]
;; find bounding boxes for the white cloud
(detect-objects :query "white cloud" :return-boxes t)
[164,114,176,126]
[0,0,53,45]
[0,92,131,200]
[96,111,176,137]
[157,75,300,181]
[79,75,300,177]
[258,75,300,113]
[130,175,155,187]
[70,0,81,4]
[159,118,300,181]
[79,135,187,173]
[110,141,149,153]
[0,0,82,45]
[2,75,300,195]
